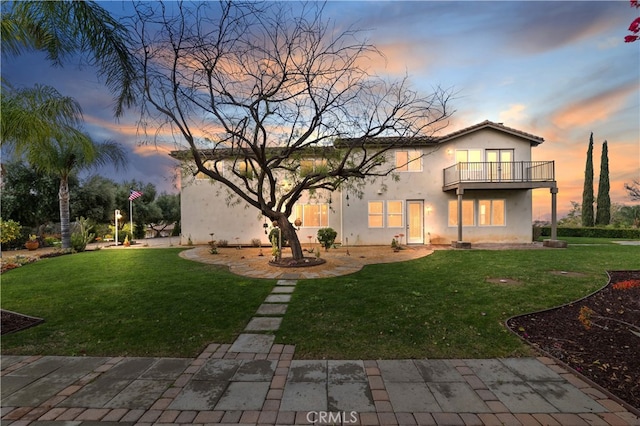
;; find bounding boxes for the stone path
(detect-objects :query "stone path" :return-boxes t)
[178,246,432,280]
[3,350,639,425]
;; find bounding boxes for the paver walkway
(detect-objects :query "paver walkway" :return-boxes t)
[3,348,639,425]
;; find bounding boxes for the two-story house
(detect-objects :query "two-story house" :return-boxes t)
[171,120,559,247]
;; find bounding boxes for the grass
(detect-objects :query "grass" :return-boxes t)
[1,249,274,357]
[276,244,639,359]
[1,243,638,359]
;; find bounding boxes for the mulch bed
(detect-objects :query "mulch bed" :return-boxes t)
[1,310,44,335]
[507,270,640,411]
[268,256,326,268]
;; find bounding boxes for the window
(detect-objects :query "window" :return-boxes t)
[233,159,255,179]
[448,200,475,226]
[479,200,505,226]
[368,201,384,228]
[293,204,328,227]
[196,160,223,180]
[455,149,482,164]
[300,158,328,176]
[387,201,403,228]
[455,149,483,180]
[395,150,422,172]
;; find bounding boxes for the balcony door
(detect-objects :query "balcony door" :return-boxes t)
[486,149,513,181]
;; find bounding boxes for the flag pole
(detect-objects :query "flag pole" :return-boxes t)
[130,198,133,240]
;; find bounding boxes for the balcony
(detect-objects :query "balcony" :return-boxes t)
[443,161,556,191]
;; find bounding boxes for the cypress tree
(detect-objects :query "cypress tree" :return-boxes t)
[595,141,610,225]
[581,133,595,227]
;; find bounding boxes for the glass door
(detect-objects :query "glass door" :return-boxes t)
[406,200,424,244]
[486,149,513,181]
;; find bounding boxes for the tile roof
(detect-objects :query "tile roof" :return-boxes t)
[169,120,545,159]
[437,120,544,145]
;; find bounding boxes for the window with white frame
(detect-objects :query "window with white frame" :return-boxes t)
[293,204,329,227]
[455,149,482,164]
[368,201,384,228]
[479,199,505,226]
[448,200,475,226]
[232,159,255,179]
[395,150,422,172]
[455,149,483,180]
[300,158,328,176]
[387,201,404,228]
[196,160,223,180]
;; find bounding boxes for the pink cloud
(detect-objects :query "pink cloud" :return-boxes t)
[551,81,639,130]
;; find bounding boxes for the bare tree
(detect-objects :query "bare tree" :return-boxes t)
[130,1,453,261]
[625,179,640,201]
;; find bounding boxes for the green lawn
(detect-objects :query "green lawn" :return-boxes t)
[276,244,639,359]
[1,249,274,357]
[1,244,637,359]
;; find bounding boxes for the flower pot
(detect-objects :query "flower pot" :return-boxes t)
[25,241,39,251]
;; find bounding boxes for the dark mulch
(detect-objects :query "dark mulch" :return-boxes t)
[507,270,640,411]
[1,310,44,335]
[269,256,326,268]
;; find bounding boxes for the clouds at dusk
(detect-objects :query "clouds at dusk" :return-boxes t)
[2,1,638,217]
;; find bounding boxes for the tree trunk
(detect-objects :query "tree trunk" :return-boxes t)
[277,216,304,260]
[59,177,71,249]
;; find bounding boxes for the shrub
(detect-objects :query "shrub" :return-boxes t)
[251,238,262,247]
[0,218,21,244]
[268,228,288,247]
[70,217,95,252]
[209,239,218,254]
[44,236,60,247]
[537,226,640,239]
[317,227,337,251]
[218,239,229,247]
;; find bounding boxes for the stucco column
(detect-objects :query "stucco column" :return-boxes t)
[551,186,558,240]
[457,188,464,242]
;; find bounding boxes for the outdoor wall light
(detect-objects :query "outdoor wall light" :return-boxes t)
[114,210,123,245]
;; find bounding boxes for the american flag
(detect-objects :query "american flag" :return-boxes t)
[128,189,143,201]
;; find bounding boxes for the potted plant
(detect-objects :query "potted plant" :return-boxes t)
[25,234,39,251]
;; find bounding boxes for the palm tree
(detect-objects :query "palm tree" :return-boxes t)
[1,85,126,248]
[1,0,135,116]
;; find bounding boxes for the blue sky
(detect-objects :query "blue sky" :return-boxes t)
[2,1,638,218]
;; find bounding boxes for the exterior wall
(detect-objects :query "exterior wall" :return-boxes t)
[180,177,343,246]
[178,126,539,246]
[339,128,535,245]
[445,128,533,162]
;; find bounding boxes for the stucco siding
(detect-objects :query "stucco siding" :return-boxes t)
[175,121,548,247]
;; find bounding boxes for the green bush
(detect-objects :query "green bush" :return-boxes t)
[537,226,640,239]
[269,228,288,247]
[71,217,95,252]
[0,218,22,244]
[44,236,60,247]
[317,227,338,251]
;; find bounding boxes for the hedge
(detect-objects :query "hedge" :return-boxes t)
[537,226,640,239]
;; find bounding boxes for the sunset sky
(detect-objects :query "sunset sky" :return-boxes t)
[2,1,639,219]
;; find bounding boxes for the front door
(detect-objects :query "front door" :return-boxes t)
[406,200,424,244]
